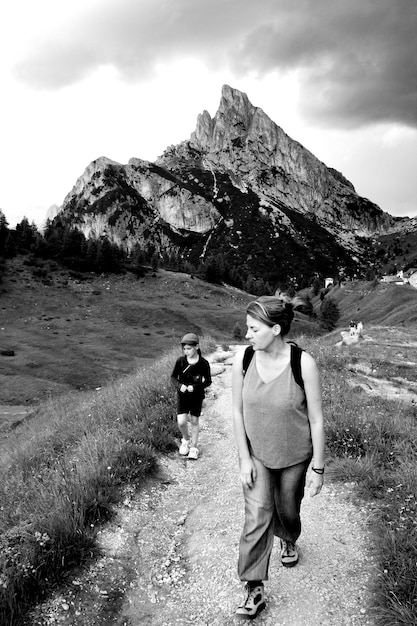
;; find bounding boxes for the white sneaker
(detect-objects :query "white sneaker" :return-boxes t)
[179,438,190,456]
[188,447,199,460]
[236,583,265,620]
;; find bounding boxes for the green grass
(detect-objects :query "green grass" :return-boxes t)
[1,318,417,624]
[303,336,417,625]
[0,335,216,625]
[323,280,417,327]
[0,258,256,410]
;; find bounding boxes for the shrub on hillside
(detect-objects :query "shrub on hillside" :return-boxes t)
[301,294,315,318]
[311,276,322,296]
[232,322,243,341]
[319,296,340,330]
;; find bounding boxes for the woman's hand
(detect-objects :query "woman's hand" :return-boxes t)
[180,384,187,393]
[240,457,257,488]
[307,470,324,497]
[187,385,194,393]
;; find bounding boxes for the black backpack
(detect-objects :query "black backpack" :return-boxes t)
[242,342,305,391]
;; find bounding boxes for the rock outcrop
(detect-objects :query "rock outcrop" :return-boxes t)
[185,85,392,237]
[55,85,399,283]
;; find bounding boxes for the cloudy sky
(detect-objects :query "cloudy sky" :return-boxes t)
[1,0,416,227]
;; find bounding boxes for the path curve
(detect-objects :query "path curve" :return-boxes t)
[28,348,378,626]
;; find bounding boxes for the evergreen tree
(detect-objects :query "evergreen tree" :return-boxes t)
[150,252,159,271]
[129,243,145,270]
[365,266,376,281]
[61,228,85,265]
[80,238,89,267]
[254,277,267,295]
[232,321,243,341]
[319,297,340,331]
[183,260,196,275]
[43,219,65,258]
[286,277,298,297]
[3,233,16,258]
[29,231,45,258]
[245,274,257,294]
[202,256,222,284]
[302,294,315,318]
[311,276,322,296]
[0,210,9,255]
[15,217,38,252]
[85,239,99,271]
[95,238,121,273]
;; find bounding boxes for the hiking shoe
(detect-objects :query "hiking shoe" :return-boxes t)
[236,583,265,620]
[280,539,299,567]
[188,446,199,460]
[179,438,190,456]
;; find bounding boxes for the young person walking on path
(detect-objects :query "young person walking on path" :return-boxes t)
[232,293,325,620]
[171,333,212,460]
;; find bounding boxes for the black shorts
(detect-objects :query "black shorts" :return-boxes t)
[177,392,204,417]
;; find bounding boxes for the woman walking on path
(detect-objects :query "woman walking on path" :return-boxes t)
[232,293,325,620]
[171,333,212,460]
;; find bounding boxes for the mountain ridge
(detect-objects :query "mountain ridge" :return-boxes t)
[52,84,411,287]
[173,85,392,235]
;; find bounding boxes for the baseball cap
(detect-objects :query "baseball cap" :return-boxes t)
[180,333,199,345]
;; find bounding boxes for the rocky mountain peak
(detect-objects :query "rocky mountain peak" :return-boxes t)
[184,85,390,236]
[54,85,401,287]
[191,84,257,151]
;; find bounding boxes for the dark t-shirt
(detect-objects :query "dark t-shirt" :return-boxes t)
[171,355,212,396]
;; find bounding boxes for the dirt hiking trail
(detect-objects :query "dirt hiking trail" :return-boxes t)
[28,348,377,626]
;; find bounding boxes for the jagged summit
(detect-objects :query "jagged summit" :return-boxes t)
[190,84,257,150]
[163,85,391,235]
[192,84,355,191]
[53,85,397,286]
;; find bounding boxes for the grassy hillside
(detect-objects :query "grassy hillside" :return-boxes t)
[314,280,417,328]
[0,258,242,404]
[374,228,417,275]
[4,255,417,415]
[1,258,417,624]
[0,256,318,411]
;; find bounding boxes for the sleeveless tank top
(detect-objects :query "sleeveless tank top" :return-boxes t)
[242,354,312,469]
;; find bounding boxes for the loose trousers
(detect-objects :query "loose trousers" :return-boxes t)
[238,456,311,581]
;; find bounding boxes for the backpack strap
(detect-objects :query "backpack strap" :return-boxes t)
[242,345,255,376]
[242,342,304,392]
[288,342,304,391]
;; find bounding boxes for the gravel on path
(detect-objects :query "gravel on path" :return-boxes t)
[27,348,378,626]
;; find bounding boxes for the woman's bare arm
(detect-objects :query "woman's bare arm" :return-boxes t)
[232,349,257,487]
[301,351,325,496]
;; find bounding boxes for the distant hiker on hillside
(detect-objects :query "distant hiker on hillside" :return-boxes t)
[171,333,212,460]
[232,293,325,620]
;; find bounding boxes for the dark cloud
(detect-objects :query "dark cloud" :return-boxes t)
[234,0,417,128]
[13,0,417,128]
